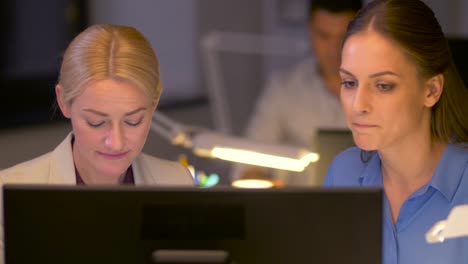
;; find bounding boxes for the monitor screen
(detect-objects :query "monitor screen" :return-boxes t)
[3,185,382,264]
[314,129,355,184]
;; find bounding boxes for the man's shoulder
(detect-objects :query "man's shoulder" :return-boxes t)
[265,57,320,95]
[280,57,317,80]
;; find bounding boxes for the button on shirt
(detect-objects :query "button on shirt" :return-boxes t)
[324,144,468,264]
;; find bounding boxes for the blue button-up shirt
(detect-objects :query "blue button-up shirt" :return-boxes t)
[324,144,468,264]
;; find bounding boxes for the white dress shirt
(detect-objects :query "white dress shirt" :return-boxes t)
[232,57,348,185]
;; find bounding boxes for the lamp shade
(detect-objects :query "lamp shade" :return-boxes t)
[191,132,319,172]
[151,111,318,172]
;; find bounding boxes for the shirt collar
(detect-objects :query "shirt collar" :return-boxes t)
[428,144,468,202]
[358,151,383,187]
[358,144,468,202]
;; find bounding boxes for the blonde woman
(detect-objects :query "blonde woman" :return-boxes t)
[1,24,194,185]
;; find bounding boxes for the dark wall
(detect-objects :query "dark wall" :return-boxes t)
[1,0,87,129]
[448,37,468,88]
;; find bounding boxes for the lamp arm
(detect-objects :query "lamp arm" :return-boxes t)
[201,31,309,134]
[151,111,191,147]
[151,111,208,148]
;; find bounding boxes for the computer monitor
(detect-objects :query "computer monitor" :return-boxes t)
[3,185,382,264]
[314,129,355,184]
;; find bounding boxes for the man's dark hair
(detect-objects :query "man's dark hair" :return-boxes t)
[309,0,363,18]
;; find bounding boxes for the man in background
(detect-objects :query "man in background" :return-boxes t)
[232,0,362,186]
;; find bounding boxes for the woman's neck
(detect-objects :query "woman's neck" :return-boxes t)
[380,140,445,191]
[76,166,125,185]
[379,138,446,223]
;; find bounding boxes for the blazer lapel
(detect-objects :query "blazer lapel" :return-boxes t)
[48,133,77,185]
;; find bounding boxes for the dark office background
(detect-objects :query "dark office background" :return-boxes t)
[1,0,467,132]
[0,0,467,178]
[1,0,88,129]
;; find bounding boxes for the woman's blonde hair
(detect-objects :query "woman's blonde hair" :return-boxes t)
[58,24,162,106]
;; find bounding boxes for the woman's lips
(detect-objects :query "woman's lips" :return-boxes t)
[97,151,129,160]
[352,122,378,129]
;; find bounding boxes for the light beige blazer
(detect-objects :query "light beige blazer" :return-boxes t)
[0,133,194,185]
[0,133,194,264]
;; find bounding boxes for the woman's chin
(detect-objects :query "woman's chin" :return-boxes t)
[355,141,378,152]
[98,166,129,180]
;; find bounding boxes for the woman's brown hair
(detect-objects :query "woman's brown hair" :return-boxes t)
[345,0,468,144]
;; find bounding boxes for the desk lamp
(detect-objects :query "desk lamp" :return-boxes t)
[151,111,319,187]
[201,31,309,134]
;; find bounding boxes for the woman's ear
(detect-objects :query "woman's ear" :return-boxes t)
[424,74,444,107]
[55,85,71,118]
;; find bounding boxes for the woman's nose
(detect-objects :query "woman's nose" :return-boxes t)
[352,85,372,114]
[104,124,125,151]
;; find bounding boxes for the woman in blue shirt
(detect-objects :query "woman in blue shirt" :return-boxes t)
[324,0,468,264]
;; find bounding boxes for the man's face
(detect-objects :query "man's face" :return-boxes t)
[309,10,356,76]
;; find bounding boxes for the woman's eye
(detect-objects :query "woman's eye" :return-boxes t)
[341,80,357,89]
[87,121,104,128]
[125,120,142,127]
[377,83,395,91]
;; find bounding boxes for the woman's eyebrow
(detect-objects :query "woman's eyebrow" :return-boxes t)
[369,71,400,78]
[80,107,147,117]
